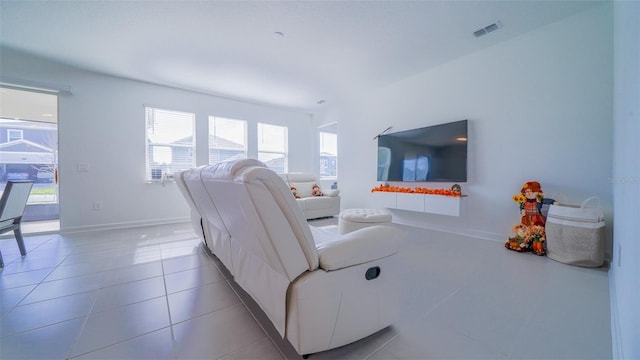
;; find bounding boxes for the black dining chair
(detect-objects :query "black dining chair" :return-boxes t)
[0,181,34,267]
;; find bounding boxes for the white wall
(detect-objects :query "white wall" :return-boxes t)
[0,48,316,232]
[336,5,614,244]
[611,1,640,359]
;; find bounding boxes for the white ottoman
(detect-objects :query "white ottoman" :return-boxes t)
[339,208,392,234]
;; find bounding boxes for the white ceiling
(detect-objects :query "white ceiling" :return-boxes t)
[0,1,602,112]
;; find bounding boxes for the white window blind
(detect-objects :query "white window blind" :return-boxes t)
[145,107,195,181]
[209,116,247,165]
[257,122,288,173]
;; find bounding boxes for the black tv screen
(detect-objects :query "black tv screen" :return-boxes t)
[377,120,468,182]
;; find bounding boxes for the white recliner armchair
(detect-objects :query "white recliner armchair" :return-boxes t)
[176,159,403,357]
[281,172,340,219]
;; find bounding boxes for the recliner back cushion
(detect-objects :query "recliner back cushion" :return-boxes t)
[242,168,319,270]
[179,166,233,268]
[200,161,319,277]
[174,170,207,244]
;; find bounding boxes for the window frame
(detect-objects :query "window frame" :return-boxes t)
[144,106,195,183]
[318,129,337,180]
[257,122,288,174]
[208,116,248,165]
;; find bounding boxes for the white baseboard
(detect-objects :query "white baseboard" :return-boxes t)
[60,217,190,234]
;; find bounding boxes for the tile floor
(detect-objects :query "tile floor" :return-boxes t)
[0,219,612,359]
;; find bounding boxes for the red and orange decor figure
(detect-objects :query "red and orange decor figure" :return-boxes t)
[519,181,547,226]
[506,181,556,255]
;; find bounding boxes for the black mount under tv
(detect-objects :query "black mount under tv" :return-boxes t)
[377,120,468,182]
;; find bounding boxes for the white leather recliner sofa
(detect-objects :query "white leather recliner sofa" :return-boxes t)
[175,159,403,357]
[281,172,340,219]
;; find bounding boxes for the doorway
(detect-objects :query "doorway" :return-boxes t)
[0,87,59,233]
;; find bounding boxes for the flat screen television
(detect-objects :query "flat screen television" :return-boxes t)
[377,120,468,182]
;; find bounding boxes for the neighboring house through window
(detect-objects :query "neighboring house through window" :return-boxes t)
[209,116,247,164]
[257,123,288,173]
[145,107,195,181]
[319,130,337,178]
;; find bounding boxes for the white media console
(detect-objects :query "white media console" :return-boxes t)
[372,191,461,216]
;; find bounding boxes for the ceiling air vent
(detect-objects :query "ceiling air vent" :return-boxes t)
[474,22,501,38]
[473,28,487,37]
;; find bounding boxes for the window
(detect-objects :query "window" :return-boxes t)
[7,129,23,142]
[209,116,247,164]
[257,123,287,173]
[145,107,195,181]
[319,131,337,178]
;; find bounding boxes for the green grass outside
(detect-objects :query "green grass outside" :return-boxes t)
[31,187,56,196]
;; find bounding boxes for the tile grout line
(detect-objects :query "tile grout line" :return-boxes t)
[64,286,99,360]
[161,252,180,360]
[66,326,174,359]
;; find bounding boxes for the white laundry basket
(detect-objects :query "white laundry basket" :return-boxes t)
[545,197,606,267]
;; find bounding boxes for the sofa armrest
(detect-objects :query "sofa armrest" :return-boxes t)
[315,225,402,271]
[323,189,340,197]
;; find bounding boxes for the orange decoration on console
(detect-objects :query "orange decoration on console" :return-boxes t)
[371,185,462,197]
